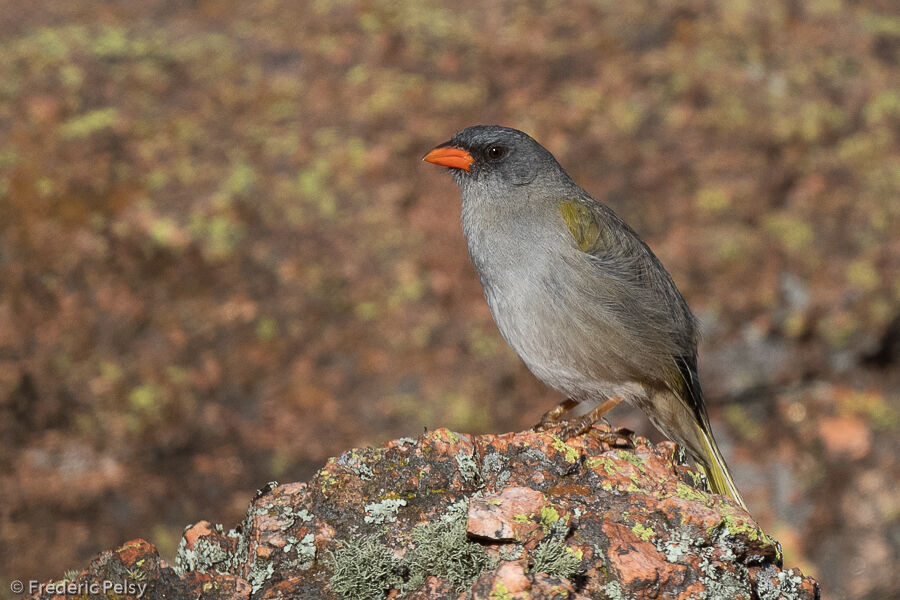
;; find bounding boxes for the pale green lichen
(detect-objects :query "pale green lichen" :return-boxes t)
[174,532,230,576]
[247,558,274,593]
[615,450,647,472]
[520,447,555,468]
[397,437,416,446]
[275,505,315,531]
[338,448,378,480]
[696,545,751,600]
[539,505,570,537]
[498,545,524,561]
[601,580,633,600]
[703,569,750,600]
[454,448,482,483]
[481,451,511,487]
[586,455,619,475]
[657,530,697,563]
[223,500,281,592]
[225,513,252,573]
[490,580,513,600]
[330,499,498,598]
[529,539,584,579]
[364,498,407,524]
[550,434,580,463]
[631,523,655,541]
[329,536,400,600]
[355,461,376,480]
[675,480,712,504]
[653,523,802,599]
[403,513,498,592]
[284,532,316,569]
[439,499,471,524]
[756,566,806,600]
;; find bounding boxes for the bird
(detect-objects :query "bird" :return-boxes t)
[423,125,747,510]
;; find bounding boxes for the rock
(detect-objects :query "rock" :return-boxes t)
[467,487,553,544]
[26,427,819,599]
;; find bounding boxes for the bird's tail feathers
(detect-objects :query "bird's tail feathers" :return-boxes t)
[694,421,748,511]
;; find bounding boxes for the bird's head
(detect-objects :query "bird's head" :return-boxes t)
[424,125,569,198]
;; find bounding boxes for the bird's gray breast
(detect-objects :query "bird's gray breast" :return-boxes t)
[461,202,616,399]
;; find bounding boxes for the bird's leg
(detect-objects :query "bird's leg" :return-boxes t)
[534,398,580,431]
[555,396,633,446]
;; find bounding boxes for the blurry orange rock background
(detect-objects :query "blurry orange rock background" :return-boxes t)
[0,2,897,599]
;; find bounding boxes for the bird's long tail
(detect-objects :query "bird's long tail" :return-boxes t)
[694,421,748,511]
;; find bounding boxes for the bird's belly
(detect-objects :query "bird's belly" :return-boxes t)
[482,273,627,401]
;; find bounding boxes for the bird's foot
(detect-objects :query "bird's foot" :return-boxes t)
[551,418,635,447]
[533,396,632,446]
[536,416,635,447]
[600,426,636,448]
[533,398,580,431]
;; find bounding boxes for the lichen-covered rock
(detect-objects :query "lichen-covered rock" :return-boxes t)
[26,427,819,599]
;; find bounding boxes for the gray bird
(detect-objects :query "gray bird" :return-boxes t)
[424,125,747,510]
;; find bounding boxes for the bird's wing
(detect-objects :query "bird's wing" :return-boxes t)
[557,198,748,509]
[555,197,699,393]
[674,353,709,425]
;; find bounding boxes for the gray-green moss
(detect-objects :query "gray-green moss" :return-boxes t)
[329,536,400,600]
[529,539,584,580]
[329,500,498,599]
[403,511,497,592]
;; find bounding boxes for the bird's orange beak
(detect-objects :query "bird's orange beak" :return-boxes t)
[423,145,474,171]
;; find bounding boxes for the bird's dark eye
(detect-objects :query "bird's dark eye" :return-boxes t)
[486,145,506,160]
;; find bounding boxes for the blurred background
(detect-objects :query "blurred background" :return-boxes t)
[0,1,898,598]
